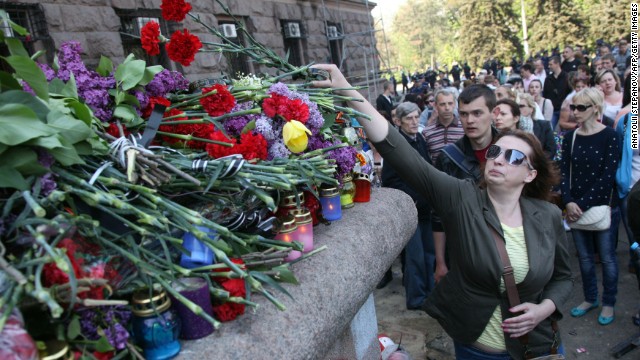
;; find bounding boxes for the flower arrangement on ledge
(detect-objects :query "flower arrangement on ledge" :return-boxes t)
[0,0,376,358]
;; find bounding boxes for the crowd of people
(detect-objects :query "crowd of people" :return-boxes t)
[317,35,638,360]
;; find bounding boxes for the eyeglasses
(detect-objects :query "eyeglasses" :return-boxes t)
[569,104,593,112]
[428,99,435,103]
[485,144,534,170]
[519,104,528,108]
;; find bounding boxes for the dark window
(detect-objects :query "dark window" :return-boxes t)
[327,23,345,74]
[0,2,54,72]
[281,20,305,66]
[115,8,176,70]
[219,21,251,76]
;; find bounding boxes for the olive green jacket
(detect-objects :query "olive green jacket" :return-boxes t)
[374,124,573,359]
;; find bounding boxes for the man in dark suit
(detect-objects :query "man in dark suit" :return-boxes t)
[376,81,394,122]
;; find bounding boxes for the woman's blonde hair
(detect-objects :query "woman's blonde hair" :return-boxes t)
[518,93,537,110]
[595,69,621,92]
[572,87,604,115]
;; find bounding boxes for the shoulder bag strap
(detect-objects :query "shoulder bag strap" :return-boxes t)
[487,223,560,358]
[442,144,476,179]
[569,130,578,190]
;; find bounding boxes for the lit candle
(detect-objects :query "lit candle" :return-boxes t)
[131,289,181,360]
[319,187,342,221]
[340,174,355,209]
[274,216,301,262]
[289,208,314,252]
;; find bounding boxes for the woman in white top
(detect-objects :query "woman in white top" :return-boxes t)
[528,79,553,122]
[595,69,623,122]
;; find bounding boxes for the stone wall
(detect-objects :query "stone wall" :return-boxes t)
[4,0,380,93]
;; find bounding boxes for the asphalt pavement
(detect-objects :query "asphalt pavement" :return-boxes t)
[374,225,640,360]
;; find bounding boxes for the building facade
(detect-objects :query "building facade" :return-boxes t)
[1,0,380,98]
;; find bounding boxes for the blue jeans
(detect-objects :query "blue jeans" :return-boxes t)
[609,206,621,248]
[572,228,619,306]
[453,341,565,360]
[621,195,635,245]
[551,111,560,131]
[403,220,435,309]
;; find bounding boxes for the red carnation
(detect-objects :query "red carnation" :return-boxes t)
[212,259,246,322]
[105,123,130,138]
[166,29,202,67]
[238,132,268,161]
[160,0,192,22]
[142,96,171,118]
[205,130,238,158]
[200,84,236,117]
[261,93,309,123]
[140,21,161,56]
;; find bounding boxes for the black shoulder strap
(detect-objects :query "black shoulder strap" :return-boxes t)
[442,144,477,180]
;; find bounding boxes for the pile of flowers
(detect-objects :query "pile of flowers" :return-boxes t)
[0,0,372,358]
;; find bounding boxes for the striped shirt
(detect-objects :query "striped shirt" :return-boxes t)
[477,224,530,351]
[421,116,465,162]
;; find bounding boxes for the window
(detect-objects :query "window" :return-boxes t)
[281,20,305,67]
[116,8,176,70]
[327,23,345,73]
[0,2,54,71]
[219,20,251,76]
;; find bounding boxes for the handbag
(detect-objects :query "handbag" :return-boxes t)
[488,224,565,360]
[567,130,612,231]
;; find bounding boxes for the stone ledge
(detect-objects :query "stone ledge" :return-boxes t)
[178,188,417,359]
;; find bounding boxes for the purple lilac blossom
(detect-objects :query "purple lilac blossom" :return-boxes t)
[38,63,56,82]
[308,135,356,183]
[104,323,130,350]
[267,82,292,97]
[145,69,189,97]
[254,115,277,142]
[20,81,35,95]
[288,91,324,133]
[132,90,150,116]
[56,42,86,82]
[38,173,57,197]
[267,139,291,160]
[223,101,257,136]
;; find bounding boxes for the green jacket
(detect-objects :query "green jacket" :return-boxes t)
[374,124,573,359]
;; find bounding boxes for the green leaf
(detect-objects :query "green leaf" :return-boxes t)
[320,112,335,130]
[47,110,94,143]
[85,137,109,155]
[0,104,56,145]
[113,104,139,122]
[26,135,64,149]
[0,71,22,92]
[271,265,299,284]
[67,315,81,339]
[0,10,28,36]
[58,73,78,98]
[122,93,141,107]
[95,336,115,353]
[115,59,146,91]
[2,56,49,101]
[241,119,256,134]
[5,38,29,57]
[64,99,94,126]
[73,140,94,155]
[249,271,293,299]
[0,143,7,155]
[48,137,84,166]
[0,147,46,175]
[0,166,27,190]
[0,90,50,121]
[96,56,114,77]
[140,65,164,86]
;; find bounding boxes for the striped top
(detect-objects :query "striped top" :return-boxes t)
[476,224,530,351]
[421,117,465,163]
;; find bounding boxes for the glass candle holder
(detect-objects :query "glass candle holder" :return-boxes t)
[319,187,342,221]
[275,191,305,218]
[353,173,371,202]
[289,208,314,252]
[180,226,215,269]
[274,216,301,262]
[340,174,356,209]
[170,278,214,340]
[131,289,181,360]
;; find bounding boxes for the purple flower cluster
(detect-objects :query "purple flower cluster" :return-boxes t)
[145,69,189,98]
[308,134,356,182]
[267,83,324,133]
[36,149,57,196]
[267,139,291,160]
[77,305,132,350]
[224,101,258,136]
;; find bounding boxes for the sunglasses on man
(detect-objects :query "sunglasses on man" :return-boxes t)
[486,145,534,170]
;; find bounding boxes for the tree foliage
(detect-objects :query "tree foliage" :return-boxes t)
[377,0,632,72]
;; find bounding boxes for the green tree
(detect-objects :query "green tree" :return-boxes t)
[527,0,586,53]
[581,0,630,45]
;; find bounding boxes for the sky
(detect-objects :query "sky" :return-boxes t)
[370,0,408,29]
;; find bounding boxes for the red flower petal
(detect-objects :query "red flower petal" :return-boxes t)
[200,84,236,117]
[140,21,161,56]
[166,29,202,67]
[160,0,192,22]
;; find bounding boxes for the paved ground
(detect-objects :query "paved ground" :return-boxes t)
[374,227,640,360]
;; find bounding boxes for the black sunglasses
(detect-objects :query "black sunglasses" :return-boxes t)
[486,144,534,170]
[518,104,527,108]
[569,104,593,112]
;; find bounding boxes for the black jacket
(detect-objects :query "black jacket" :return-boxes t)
[382,130,432,221]
[542,71,570,111]
[532,119,556,160]
[376,94,393,121]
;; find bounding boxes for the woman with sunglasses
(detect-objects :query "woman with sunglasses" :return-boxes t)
[557,75,590,135]
[311,63,572,360]
[516,95,556,159]
[560,88,620,326]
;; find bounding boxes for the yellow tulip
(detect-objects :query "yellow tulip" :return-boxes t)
[283,120,312,153]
